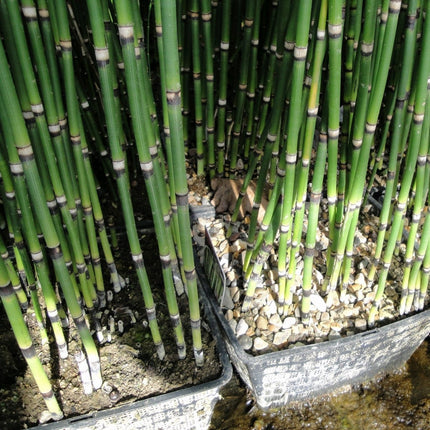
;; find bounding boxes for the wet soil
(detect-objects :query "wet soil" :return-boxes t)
[0,233,221,429]
[210,339,430,430]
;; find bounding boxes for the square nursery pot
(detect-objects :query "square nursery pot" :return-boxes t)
[199,228,430,411]
[34,280,232,430]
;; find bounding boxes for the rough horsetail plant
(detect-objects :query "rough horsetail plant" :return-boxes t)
[2,0,430,423]
[0,0,210,420]
[181,0,430,333]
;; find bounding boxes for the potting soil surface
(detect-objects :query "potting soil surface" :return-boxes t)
[0,232,222,429]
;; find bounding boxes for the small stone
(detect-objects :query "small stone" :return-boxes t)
[228,319,237,333]
[364,291,376,304]
[343,306,358,318]
[288,334,302,343]
[348,283,362,293]
[354,231,367,246]
[254,337,269,351]
[292,323,304,335]
[316,232,330,251]
[328,331,342,340]
[289,341,305,349]
[355,318,367,331]
[330,321,343,332]
[314,270,324,285]
[225,309,233,321]
[272,330,290,347]
[356,290,365,301]
[233,289,241,303]
[345,293,357,304]
[238,335,253,350]
[329,310,339,319]
[39,411,54,424]
[236,319,249,337]
[229,286,239,301]
[355,272,367,288]
[319,321,331,333]
[282,316,297,329]
[254,287,268,303]
[310,293,327,312]
[102,381,113,394]
[219,254,229,268]
[246,326,255,337]
[269,313,283,330]
[193,234,205,246]
[226,271,236,283]
[320,312,330,322]
[259,305,270,318]
[326,290,340,308]
[267,299,278,315]
[109,388,120,402]
[358,260,369,270]
[256,316,268,330]
[380,307,394,320]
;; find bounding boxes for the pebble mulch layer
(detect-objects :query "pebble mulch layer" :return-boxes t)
[193,208,420,357]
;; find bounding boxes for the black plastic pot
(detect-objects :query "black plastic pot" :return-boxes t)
[35,280,232,430]
[198,236,430,411]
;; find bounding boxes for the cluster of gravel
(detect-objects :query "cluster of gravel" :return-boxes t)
[193,214,404,356]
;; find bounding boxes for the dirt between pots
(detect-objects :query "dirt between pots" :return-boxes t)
[0,233,222,429]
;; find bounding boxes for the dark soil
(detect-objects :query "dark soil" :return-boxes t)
[0,232,221,429]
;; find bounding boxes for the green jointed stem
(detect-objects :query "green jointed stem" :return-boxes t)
[157,0,204,366]
[189,0,205,175]
[242,0,263,167]
[0,235,28,309]
[0,34,101,390]
[0,101,69,356]
[86,0,165,360]
[287,0,327,318]
[228,0,257,177]
[418,225,430,311]
[367,0,419,283]
[79,97,122,294]
[6,0,96,311]
[327,0,400,294]
[0,150,28,309]
[201,0,216,178]
[240,9,296,273]
[113,0,186,359]
[276,0,312,315]
[324,0,377,291]
[369,0,430,325]
[152,0,185,294]
[399,91,430,314]
[0,256,63,420]
[216,0,231,175]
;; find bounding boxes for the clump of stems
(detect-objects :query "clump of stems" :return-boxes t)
[184,0,430,329]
